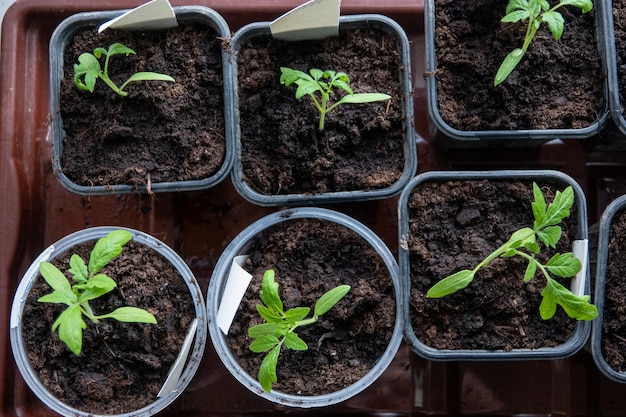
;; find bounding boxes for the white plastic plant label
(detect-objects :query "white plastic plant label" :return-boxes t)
[217,255,252,335]
[98,0,178,33]
[270,0,341,41]
[571,239,588,296]
[157,318,198,398]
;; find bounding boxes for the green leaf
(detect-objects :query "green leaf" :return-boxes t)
[68,254,88,283]
[119,72,176,92]
[506,227,536,249]
[426,269,475,298]
[39,262,72,293]
[53,304,86,355]
[260,270,283,314]
[338,93,391,105]
[531,182,547,228]
[545,253,582,278]
[522,240,540,254]
[284,307,311,324]
[543,186,574,228]
[333,78,353,95]
[538,0,551,12]
[73,53,101,92]
[250,334,281,353]
[88,230,132,275]
[314,285,351,316]
[256,305,283,323]
[506,0,529,14]
[97,306,156,324]
[561,0,593,13]
[540,279,597,320]
[494,48,526,86]
[248,323,281,338]
[537,225,562,248]
[78,274,117,302]
[279,67,311,86]
[310,68,325,81]
[93,47,108,59]
[524,258,538,282]
[38,290,77,306]
[107,42,136,57]
[541,11,565,40]
[258,344,280,392]
[295,80,323,100]
[502,9,530,22]
[284,332,308,351]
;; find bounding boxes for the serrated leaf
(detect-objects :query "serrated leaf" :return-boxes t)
[545,253,582,278]
[538,0,550,11]
[97,306,156,324]
[284,332,308,351]
[494,48,526,86]
[256,305,283,323]
[279,67,311,86]
[537,225,562,248]
[39,262,72,293]
[68,254,88,283]
[540,279,597,320]
[532,182,547,228]
[561,0,593,13]
[295,80,322,100]
[314,285,351,316]
[506,227,536,249]
[310,68,325,81]
[506,0,529,14]
[522,240,540,254]
[541,11,565,40]
[502,9,530,22]
[542,186,574,228]
[107,43,136,57]
[426,269,475,298]
[54,304,86,355]
[284,307,310,324]
[250,334,281,353]
[258,344,280,392]
[88,230,131,275]
[260,270,283,314]
[524,258,538,282]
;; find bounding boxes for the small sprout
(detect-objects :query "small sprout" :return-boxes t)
[426,183,598,321]
[280,67,391,131]
[38,230,157,355]
[73,43,175,96]
[494,0,593,86]
[248,269,350,392]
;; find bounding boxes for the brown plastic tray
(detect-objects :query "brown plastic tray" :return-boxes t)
[3,0,626,416]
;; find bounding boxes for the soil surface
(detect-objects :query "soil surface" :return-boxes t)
[59,24,226,190]
[407,179,580,351]
[600,210,626,372]
[236,26,406,196]
[431,0,605,131]
[21,239,195,414]
[613,0,626,112]
[225,217,396,395]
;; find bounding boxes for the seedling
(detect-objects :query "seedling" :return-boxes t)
[494,0,593,86]
[74,43,175,96]
[38,230,157,355]
[280,67,391,131]
[248,269,350,392]
[426,183,598,321]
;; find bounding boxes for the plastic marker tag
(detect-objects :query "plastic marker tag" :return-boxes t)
[217,256,252,334]
[571,239,588,296]
[270,0,340,41]
[157,318,197,398]
[98,0,178,33]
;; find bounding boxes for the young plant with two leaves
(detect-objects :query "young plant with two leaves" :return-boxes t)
[74,43,175,96]
[37,230,157,355]
[280,67,391,131]
[426,183,598,321]
[494,0,594,86]
[248,269,351,392]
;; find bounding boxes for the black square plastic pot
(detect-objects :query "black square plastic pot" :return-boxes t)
[399,170,591,360]
[229,14,417,206]
[49,6,235,195]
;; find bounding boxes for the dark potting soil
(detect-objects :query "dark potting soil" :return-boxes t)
[59,24,226,189]
[600,211,626,372]
[21,240,195,414]
[613,0,626,110]
[407,180,579,351]
[225,218,396,395]
[431,0,605,131]
[237,27,406,196]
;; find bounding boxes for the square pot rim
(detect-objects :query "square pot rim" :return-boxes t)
[49,5,236,195]
[229,14,417,206]
[398,169,591,361]
[424,0,610,143]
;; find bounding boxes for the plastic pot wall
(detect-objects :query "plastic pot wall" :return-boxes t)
[206,207,403,407]
[49,6,235,195]
[229,14,417,206]
[9,226,208,417]
[399,170,591,361]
